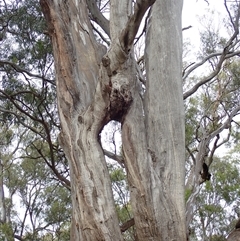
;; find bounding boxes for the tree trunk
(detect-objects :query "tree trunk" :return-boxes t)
[40,0,186,240]
[123,0,185,239]
[40,1,123,240]
[227,229,240,241]
[0,159,6,224]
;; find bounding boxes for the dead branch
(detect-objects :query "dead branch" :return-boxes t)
[182,25,192,31]
[120,218,134,232]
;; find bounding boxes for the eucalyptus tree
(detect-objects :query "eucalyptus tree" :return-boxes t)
[1,0,240,240]
[0,0,71,240]
[38,0,240,239]
[40,0,186,240]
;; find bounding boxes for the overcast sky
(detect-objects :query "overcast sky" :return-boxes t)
[182,0,227,48]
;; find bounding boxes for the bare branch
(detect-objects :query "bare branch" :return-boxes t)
[183,51,240,99]
[134,8,151,45]
[182,62,195,77]
[216,131,231,149]
[224,0,240,41]
[208,134,220,165]
[87,0,110,37]
[182,25,192,31]
[14,235,23,241]
[0,60,55,85]
[186,146,196,165]
[120,218,134,232]
[208,105,240,140]
[33,145,71,190]
[103,149,125,167]
[91,22,110,45]
[183,2,240,99]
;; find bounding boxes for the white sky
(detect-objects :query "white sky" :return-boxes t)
[182,0,227,49]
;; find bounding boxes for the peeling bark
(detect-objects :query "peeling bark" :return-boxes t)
[40,0,185,240]
[40,1,123,240]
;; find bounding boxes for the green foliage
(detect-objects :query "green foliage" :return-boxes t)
[2,0,52,71]
[0,223,14,241]
[0,0,240,240]
[185,97,200,146]
[43,186,71,224]
[185,188,192,203]
[191,156,240,239]
[210,235,226,241]
[108,163,134,240]
[110,167,126,183]
[0,1,70,240]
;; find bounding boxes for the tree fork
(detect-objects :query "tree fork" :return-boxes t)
[40,0,125,240]
[40,0,186,240]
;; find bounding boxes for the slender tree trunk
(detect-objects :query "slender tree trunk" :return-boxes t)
[0,159,6,224]
[40,0,186,240]
[0,158,13,241]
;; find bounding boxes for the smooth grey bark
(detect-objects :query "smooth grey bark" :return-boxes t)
[40,0,186,240]
[122,0,186,238]
[144,0,186,239]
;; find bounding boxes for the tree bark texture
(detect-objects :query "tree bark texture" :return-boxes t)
[227,229,240,241]
[40,0,186,240]
[122,0,186,239]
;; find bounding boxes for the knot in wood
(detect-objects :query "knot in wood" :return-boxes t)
[109,84,132,121]
[102,55,110,67]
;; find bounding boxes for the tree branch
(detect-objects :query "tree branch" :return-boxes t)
[183,1,240,100]
[183,52,222,81]
[103,149,125,167]
[33,145,71,190]
[120,218,134,232]
[134,8,151,45]
[0,60,55,85]
[91,22,110,45]
[182,25,192,31]
[86,0,110,37]
[183,51,240,100]
[186,146,196,165]
[208,106,240,141]
[208,134,220,166]
[120,0,156,53]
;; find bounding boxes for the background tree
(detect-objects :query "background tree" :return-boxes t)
[188,156,240,241]
[183,0,240,231]
[0,0,71,240]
